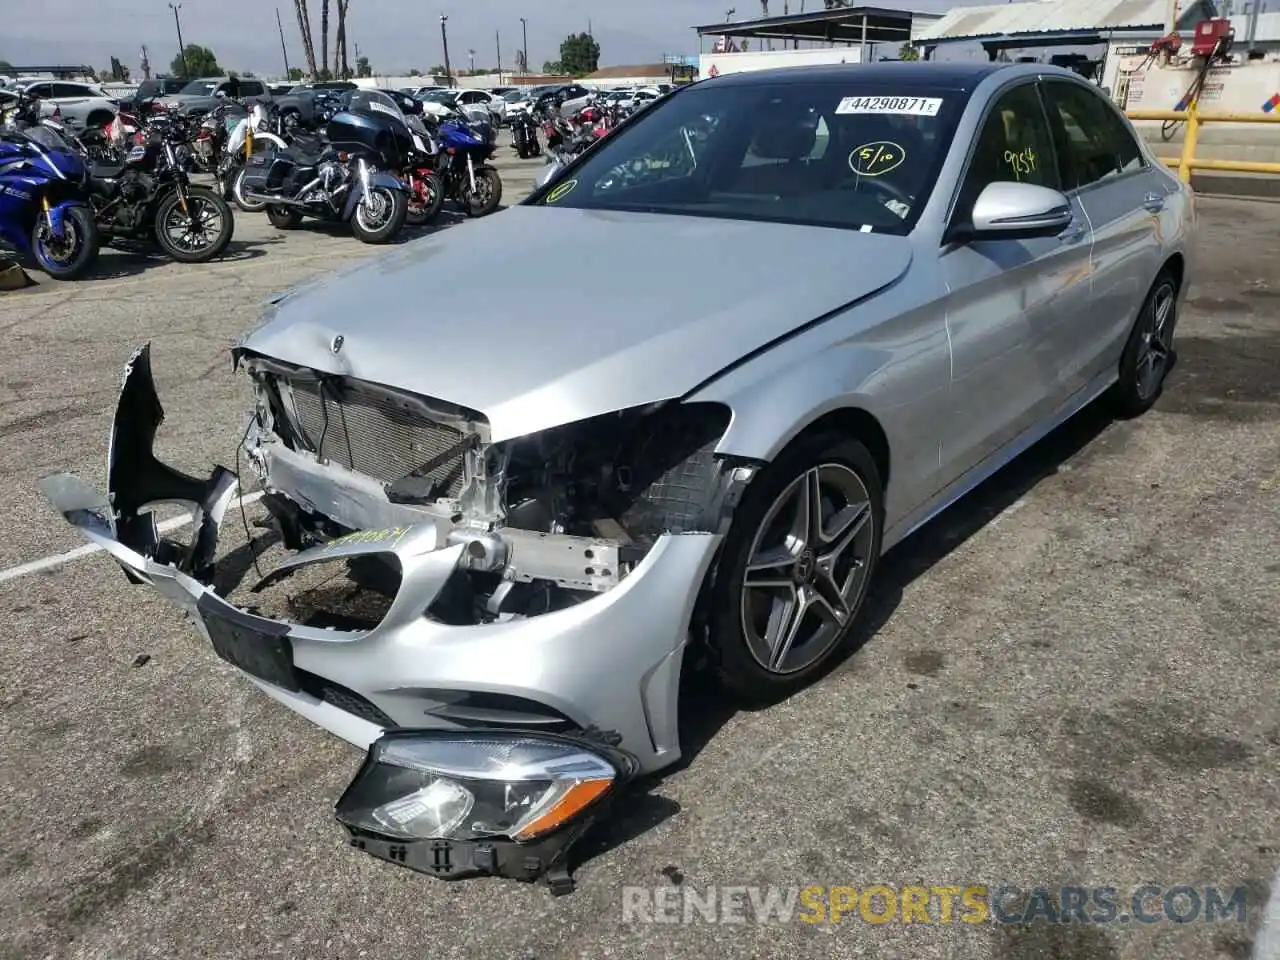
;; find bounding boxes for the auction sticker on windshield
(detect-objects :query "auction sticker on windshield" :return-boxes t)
[836,96,943,116]
[546,179,579,203]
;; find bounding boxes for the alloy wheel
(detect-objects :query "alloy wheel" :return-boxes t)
[739,463,875,675]
[1135,281,1175,400]
[162,196,221,253]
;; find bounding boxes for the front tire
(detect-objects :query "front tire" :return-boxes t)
[31,203,99,280]
[463,165,502,217]
[1111,269,1179,418]
[350,185,408,243]
[232,166,268,213]
[153,188,234,263]
[405,173,444,226]
[706,435,884,704]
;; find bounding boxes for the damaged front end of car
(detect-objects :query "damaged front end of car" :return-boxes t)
[41,343,758,893]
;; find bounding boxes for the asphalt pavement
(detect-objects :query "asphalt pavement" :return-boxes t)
[0,162,1276,960]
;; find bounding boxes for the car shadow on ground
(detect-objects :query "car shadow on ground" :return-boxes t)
[572,398,1120,871]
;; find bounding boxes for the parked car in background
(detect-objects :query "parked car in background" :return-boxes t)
[158,76,270,116]
[125,77,187,111]
[417,88,491,127]
[22,80,119,130]
[274,81,357,128]
[447,88,507,125]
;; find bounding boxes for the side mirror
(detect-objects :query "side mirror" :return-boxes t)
[954,181,1074,243]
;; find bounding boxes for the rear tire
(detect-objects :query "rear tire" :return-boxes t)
[350,186,407,244]
[1111,269,1179,418]
[31,204,99,280]
[153,188,234,263]
[266,205,303,229]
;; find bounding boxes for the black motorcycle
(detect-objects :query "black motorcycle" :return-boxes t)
[240,89,409,244]
[88,112,235,263]
[509,109,541,159]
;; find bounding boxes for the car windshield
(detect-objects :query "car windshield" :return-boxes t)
[179,80,219,96]
[534,78,966,235]
[422,91,460,109]
[502,90,526,102]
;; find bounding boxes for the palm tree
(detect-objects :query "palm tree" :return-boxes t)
[335,0,350,78]
[320,0,330,76]
[294,0,318,76]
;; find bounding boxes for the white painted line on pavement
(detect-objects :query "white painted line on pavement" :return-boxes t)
[0,491,265,585]
[1255,864,1280,960]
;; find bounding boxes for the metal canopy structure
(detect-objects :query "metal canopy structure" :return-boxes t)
[693,8,918,47]
[914,0,1218,54]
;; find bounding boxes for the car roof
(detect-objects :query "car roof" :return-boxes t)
[707,60,1010,92]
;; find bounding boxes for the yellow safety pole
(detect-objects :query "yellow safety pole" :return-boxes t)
[1178,102,1199,184]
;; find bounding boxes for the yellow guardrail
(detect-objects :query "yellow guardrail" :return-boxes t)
[1126,106,1280,183]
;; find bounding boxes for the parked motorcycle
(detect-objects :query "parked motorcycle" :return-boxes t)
[431,115,503,217]
[88,112,236,263]
[400,112,445,227]
[509,108,541,159]
[240,89,409,244]
[214,101,289,213]
[0,106,100,280]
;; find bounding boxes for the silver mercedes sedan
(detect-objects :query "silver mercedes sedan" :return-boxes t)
[42,61,1192,888]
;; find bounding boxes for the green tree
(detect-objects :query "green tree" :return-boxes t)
[357,56,372,78]
[0,60,14,75]
[171,44,220,77]
[898,43,920,61]
[558,33,600,76]
[287,66,305,81]
[428,64,445,75]
[542,60,563,74]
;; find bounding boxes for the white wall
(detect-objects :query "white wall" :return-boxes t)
[1110,55,1280,114]
[699,46,864,78]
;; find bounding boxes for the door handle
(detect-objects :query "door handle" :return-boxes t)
[1142,192,1166,212]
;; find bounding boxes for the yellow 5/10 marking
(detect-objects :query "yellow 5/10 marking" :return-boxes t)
[849,141,905,178]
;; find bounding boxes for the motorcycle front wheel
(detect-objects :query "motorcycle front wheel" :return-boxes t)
[266,205,303,229]
[462,166,503,218]
[154,188,235,263]
[232,166,268,213]
[405,172,444,227]
[31,203,99,280]
[351,185,408,244]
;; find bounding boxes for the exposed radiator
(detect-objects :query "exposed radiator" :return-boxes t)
[284,379,471,496]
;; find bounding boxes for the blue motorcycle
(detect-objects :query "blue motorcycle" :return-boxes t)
[435,117,503,217]
[0,99,100,280]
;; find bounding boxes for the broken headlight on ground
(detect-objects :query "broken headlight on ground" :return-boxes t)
[335,730,638,894]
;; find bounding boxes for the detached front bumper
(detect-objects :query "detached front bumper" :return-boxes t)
[41,345,722,889]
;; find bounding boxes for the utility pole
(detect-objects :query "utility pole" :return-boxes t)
[469,48,476,73]
[140,44,152,80]
[496,29,502,77]
[169,2,188,77]
[276,7,292,77]
[440,14,453,85]
[520,17,528,76]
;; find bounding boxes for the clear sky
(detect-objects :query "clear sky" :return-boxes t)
[0,0,975,78]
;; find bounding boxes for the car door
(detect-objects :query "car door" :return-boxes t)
[938,80,1094,482]
[1041,79,1166,387]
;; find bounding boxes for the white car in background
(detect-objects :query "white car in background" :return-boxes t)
[453,88,507,125]
[22,80,119,130]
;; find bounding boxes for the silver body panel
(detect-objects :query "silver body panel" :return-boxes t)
[44,64,1194,775]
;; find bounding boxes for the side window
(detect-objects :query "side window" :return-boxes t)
[52,83,88,98]
[28,83,52,99]
[955,83,1058,219]
[241,81,264,97]
[1042,81,1144,190]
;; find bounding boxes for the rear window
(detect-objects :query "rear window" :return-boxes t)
[533,80,967,235]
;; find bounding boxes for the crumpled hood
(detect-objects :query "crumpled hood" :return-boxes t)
[239,205,912,442]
